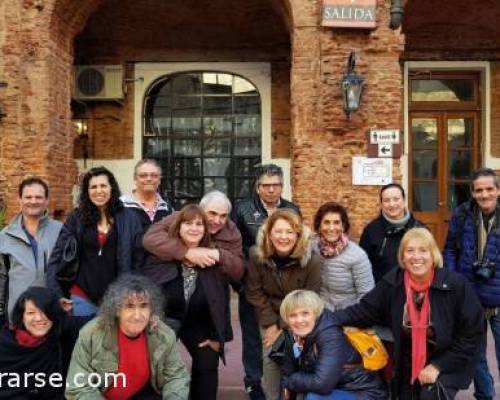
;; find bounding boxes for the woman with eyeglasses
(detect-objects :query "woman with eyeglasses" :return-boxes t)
[47,166,144,317]
[246,209,321,400]
[332,228,483,399]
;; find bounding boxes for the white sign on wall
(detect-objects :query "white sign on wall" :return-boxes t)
[369,129,400,144]
[352,156,393,186]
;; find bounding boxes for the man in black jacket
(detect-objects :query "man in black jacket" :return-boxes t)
[359,183,424,283]
[232,163,300,400]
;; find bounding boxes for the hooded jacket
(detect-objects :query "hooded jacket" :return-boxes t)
[246,226,321,328]
[0,213,62,318]
[281,309,387,399]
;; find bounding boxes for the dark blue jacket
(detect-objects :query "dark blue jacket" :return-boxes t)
[281,309,386,399]
[443,199,500,307]
[46,208,145,299]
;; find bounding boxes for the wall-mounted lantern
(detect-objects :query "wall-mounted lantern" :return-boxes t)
[341,52,364,119]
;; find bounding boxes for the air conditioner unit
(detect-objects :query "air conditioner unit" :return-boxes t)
[73,65,124,100]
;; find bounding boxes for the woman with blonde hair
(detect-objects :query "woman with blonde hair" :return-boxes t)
[280,289,386,400]
[332,228,483,399]
[246,209,321,400]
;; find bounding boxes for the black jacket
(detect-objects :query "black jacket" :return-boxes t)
[359,213,424,282]
[232,193,301,258]
[281,310,386,399]
[46,208,145,299]
[149,259,232,344]
[332,268,484,391]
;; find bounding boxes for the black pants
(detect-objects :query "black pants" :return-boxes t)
[398,381,457,400]
[180,282,220,400]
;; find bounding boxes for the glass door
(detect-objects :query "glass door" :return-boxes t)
[409,72,481,247]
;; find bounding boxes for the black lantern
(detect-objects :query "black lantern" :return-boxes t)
[341,52,364,119]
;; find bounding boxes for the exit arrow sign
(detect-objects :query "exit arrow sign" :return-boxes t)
[378,144,393,158]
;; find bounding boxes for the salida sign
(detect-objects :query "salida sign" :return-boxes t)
[322,0,377,29]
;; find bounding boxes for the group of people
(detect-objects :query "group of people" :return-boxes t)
[0,159,497,400]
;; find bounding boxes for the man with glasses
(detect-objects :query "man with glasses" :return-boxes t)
[121,159,172,233]
[232,163,300,400]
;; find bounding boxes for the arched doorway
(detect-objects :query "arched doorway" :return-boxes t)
[143,71,262,208]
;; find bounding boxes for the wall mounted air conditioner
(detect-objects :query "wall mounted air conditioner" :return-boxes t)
[73,65,124,100]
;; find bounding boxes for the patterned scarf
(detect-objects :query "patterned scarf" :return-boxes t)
[404,269,434,384]
[318,233,349,258]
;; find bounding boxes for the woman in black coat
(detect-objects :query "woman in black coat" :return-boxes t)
[333,228,483,399]
[47,166,144,317]
[279,290,386,400]
[148,204,241,400]
[0,287,88,399]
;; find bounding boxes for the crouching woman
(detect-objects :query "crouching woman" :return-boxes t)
[65,274,189,400]
[280,290,387,400]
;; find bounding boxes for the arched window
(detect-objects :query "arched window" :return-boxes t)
[143,72,262,208]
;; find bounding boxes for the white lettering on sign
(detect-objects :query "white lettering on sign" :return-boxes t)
[370,129,400,144]
[323,6,376,21]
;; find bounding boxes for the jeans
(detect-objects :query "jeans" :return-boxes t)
[473,314,500,399]
[304,391,356,400]
[71,294,98,317]
[239,290,263,388]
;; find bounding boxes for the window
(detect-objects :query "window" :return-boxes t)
[143,72,262,208]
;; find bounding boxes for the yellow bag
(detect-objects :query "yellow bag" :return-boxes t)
[342,327,389,371]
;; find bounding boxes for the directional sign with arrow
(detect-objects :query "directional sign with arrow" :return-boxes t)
[378,144,393,158]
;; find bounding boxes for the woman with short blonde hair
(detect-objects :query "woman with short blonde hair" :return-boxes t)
[333,228,483,399]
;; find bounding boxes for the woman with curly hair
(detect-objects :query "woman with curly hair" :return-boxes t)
[47,166,144,317]
[246,209,322,400]
[66,274,189,400]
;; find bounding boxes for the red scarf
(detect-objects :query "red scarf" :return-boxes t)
[318,233,349,258]
[403,269,434,384]
[14,329,47,348]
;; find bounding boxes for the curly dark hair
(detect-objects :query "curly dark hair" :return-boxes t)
[78,166,122,225]
[313,201,350,234]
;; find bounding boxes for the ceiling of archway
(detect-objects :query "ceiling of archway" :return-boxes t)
[74,0,291,62]
[402,0,500,50]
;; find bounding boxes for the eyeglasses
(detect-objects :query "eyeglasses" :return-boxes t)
[259,183,282,190]
[136,173,161,179]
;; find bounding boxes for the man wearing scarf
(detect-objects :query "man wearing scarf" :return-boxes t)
[360,183,424,283]
[444,168,500,400]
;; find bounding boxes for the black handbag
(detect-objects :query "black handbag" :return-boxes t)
[269,330,293,365]
[55,237,79,297]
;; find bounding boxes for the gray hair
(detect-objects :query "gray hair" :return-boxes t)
[97,274,165,328]
[199,190,232,214]
[133,159,162,176]
[471,167,499,190]
[255,163,283,186]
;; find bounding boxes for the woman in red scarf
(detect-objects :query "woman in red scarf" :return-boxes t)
[332,228,483,399]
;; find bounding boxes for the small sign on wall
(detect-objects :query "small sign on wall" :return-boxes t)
[366,129,402,159]
[352,157,393,186]
[322,0,377,29]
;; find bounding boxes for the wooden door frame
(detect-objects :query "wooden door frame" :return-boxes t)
[406,70,482,247]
